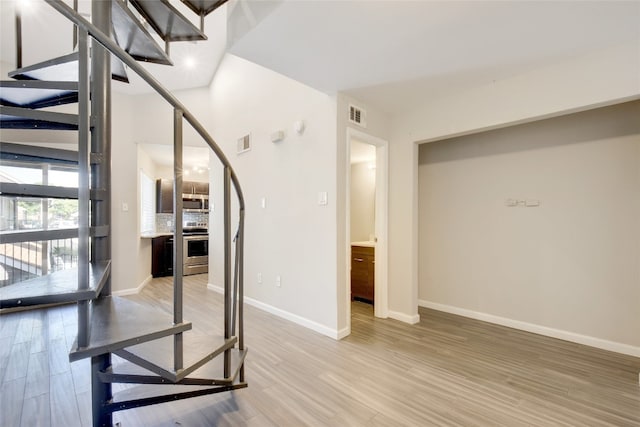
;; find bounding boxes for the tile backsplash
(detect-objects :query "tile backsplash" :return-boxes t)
[155,212,209,233]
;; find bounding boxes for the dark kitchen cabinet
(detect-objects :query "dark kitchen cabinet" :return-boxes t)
[152,235,173,277]
[185,181,209,195]
[156,179,174,213]
[156,179,209,213]
[351,245,374,303]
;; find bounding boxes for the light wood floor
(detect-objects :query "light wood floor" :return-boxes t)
[1,274,639,426]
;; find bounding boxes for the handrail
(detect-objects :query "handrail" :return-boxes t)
[44,0,245,211]
[44,0,246,358]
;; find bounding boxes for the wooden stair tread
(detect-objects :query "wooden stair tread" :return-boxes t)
[69,296,192,362]
[130,0,207,42]
[112,0,172,65]
[8,52,128,83]
[115,332,238,382]
[0,261,111,309]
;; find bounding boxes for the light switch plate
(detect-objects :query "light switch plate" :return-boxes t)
[318,191,328,206]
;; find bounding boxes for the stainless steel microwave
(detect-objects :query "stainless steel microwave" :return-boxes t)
[182,193,209,212]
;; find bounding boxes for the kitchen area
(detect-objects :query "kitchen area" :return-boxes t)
[138,144,211,280]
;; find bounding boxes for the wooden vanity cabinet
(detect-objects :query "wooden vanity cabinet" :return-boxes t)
[351,245,374,303]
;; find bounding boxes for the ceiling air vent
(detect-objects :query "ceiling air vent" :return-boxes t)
[349,104,366,127]
[237,134,251,154]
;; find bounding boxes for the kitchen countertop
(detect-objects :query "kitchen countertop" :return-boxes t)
[140,232,174,239]
[351,241,375,247]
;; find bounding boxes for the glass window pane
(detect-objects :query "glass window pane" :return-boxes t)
[49,168,78,187]
[0,165,42,184]
[140,171,155,234]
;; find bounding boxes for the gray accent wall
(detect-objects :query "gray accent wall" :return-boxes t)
[418,100,640,348]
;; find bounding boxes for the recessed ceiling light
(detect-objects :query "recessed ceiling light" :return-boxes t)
[18,0,37,14]
[184,57,196,69]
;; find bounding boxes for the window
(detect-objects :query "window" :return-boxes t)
[140,170,155,234]
[0,159,80,284]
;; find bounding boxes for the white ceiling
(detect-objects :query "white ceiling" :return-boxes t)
[229,0,640,114]
[0,0,227,95]
[1,0,639,115]
[140,143,210,169]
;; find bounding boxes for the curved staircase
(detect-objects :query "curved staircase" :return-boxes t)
[0,1,246,425]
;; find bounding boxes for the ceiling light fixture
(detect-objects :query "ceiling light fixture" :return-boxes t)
[184,56,196,69]
[18,0,37,15]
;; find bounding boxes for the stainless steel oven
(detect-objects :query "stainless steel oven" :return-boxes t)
[183,233,208,276]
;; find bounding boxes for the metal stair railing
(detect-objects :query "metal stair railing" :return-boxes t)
[44,0,246,379]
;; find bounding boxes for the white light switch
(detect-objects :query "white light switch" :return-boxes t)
[318,191,328,206]
[261,197,266,209]
[122,202,129,212]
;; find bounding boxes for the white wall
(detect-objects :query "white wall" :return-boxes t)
[350,162,376,242]
[110,91,149,293]
[207,54,339,337]
[388,42,640,355]
[135,145,157,286]
[419,101,640,352]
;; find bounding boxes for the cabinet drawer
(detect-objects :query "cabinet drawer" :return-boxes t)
[351,244,375,303]
[351,245,374,258]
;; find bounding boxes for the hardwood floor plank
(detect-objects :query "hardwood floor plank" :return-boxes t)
[49,371,81,427]
[75,390,92,427]
[48,337,70,376]
[2,341,30,382]
[1,377,26,427]
[0,336,14,383]
[21,393,51,427]
[1,276,638,426]
[25,351,50,398]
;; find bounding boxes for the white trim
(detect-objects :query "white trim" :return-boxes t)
[418,299,640,358]
[207,283,344,340]
[336,326,351,340]
[207,283,224,293]
[112,275,153,296]
[388,310,420,325]
[346,128,390,326]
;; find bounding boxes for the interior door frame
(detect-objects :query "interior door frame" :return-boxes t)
[346,127,389,322]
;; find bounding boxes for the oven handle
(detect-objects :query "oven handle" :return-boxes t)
[183,235,208,241]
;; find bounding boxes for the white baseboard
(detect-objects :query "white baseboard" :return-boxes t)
[388,310,420,325]
[418,299,640,358]
[207,283,343,340]
[206,283,224,294]
[112,275,153,296]
[336,327,350,340]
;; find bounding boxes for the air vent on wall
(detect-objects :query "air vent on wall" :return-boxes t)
[237,134,251,154]
[349,104,366,127]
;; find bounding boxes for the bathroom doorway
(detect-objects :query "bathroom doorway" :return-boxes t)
[347,128,388,322]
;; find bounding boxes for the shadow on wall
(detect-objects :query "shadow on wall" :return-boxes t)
[419,100,640,164]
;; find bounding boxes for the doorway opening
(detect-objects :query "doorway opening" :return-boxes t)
[346,128,389,327]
